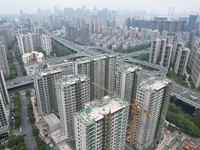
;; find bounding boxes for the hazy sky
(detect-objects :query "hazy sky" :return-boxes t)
[0,0,200,14]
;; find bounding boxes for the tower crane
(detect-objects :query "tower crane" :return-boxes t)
[92,82,150,146]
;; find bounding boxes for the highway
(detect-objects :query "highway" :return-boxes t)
[6,29,200,110]
[11,43,24,77]
[20,91,37,150]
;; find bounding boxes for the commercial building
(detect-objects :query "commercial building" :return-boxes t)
[74,54,116,100]
[131,77,172,150]
[116,65,140,103]
[174,47,190,75]
[40,34,52,55]
[190,45,200,88]
[0,70,9,104]
[0,93,9,139]
[56,74,90,141]
[34,69,61,116]
[17,33,35,54]
[0,38,10,75]
[74,95,129,150]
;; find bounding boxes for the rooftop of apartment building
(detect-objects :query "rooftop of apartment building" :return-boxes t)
[51,129,68,145]
[118,65,140,73]
[139,76,171,92]
[74,53,116,64]
[34,68,61,78]
[59,74,89,86]
[76,95,128,124]
[44,113,60,128]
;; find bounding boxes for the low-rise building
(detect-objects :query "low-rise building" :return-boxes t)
[22,51,44,65]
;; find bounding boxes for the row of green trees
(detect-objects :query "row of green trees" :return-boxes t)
[5,51,17,80]
[26,90,47,150]
[51,41,72,57]
[135,53,149,61]
[13,92,22,128]
[166,102,200,137]
[7,135,27,150]
[26,91,36,124]
[166,71,189,87]
[115,42,151,53]
[15,49,27,76]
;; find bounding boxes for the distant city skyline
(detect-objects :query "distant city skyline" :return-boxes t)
[0,0,199,15]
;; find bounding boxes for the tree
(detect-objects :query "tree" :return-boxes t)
[193,110,200,129]
[32,125,39,137]
[26,90,31,97]
[8,135,17,147]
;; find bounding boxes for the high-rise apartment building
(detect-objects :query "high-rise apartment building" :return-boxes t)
[40,34,52,56]
[172,42,185,65]
[160,44,173,69]
[190,45,200,88]
[56,74,90,141]
[131,77,172,150]
[157,39,167,63]
[149,38,160,64]
[0,93,9,138]
[187,15,198,31]
[0,38,10,75]
[74,54,116,100]
[34,69,61,116]
[17,33,35,54]
[0,23,15,46]
[174,47,190,75]
[74,95,129,150]
[116,65,140,103]
[0,70,10,105]
[32,27,43,47]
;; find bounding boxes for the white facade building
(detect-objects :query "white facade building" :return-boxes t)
[0,40,10,75]
[0,70,9,104]
[74,54,116,100]
[17,33,35,54]
[34,69,61,116]
[40,34,52,55]
[22,51,44,64]
[174,47,190,76]
[132,77,172,150]
[56,74,90,141]
[74,96,129,150]
[116,65,140,103]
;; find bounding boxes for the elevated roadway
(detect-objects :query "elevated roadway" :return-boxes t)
[7,30,200,109]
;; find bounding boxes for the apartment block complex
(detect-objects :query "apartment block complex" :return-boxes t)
[174,47,190,75]
[149,38,160,64]
[0,70,10,104]
[40,34,52,55]
[74,96,129,150]
[0,37,10,75]
[131,77,172,150]
[149,38,172,69]
[74,54,116,100]
[0,93,9,138]
[160,44,173,69]
[190,45,200,88]
[116,65,140,103]
[171,42,185,65]
[17,33,35,54]
[56,74,90,141]
[34,69,61,116]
